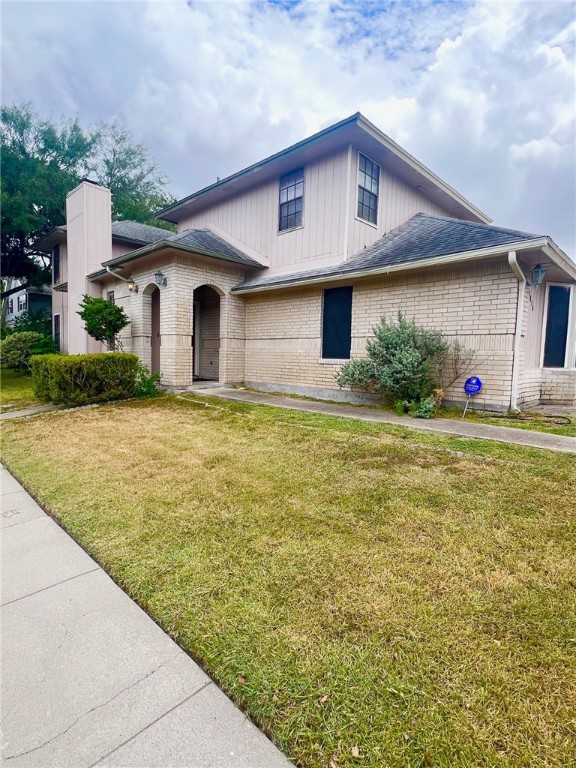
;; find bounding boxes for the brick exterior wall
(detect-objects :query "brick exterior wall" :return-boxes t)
[244,258,519,410]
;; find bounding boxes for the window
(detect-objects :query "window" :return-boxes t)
[54,314,61,353]
[543,285,572,368]
[279,168,304,231]
[107,291,115,304]
[17,295,27,312]
[357,153,380,224]
[322,286,353,359]
[8,299,13,314]
[53,244,61,284]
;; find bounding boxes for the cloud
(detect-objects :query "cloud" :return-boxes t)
[2,0,575,253]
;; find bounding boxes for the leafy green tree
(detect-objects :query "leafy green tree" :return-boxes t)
[1,104,175,291]
[77,295,130,351]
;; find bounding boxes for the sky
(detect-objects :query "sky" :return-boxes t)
[2,0,576,255]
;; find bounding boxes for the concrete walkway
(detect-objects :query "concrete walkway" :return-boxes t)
[0,466,292,768]
[0,404,59,421]
[200,388,576,454]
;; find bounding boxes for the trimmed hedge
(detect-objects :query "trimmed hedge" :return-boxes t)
[30,353,140,406]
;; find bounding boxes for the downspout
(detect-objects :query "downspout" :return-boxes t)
[508,250,525,412]
[105,266,131,283]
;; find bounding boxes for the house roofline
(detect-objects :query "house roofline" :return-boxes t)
[156,113,490,225]
[231,237,574,294]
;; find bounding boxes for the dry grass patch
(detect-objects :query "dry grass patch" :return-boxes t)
[1,394,575,768]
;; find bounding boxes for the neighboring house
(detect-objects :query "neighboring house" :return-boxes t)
[2,277,52,327]
[35,113,576,410]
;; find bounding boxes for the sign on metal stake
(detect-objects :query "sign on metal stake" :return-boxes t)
[462,376,483,417]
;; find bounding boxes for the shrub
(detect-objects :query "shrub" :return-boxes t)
[29,353,140,406]
[336,313,448,403]
[11,309,52,337]
[30,354,60,399]
[133,361,161,398]
[0,332,56,369]
[77,296,130,351]
[336,314,474,418]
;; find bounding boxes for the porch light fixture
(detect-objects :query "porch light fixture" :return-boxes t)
[154,270,167,288]
[127,279,138,293]
[531,264,545,287]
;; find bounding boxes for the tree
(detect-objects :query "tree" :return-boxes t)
[77,296,130,351]
[1,104,175,291]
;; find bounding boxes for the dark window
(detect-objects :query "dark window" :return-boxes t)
[322,286,353,359]
[53,244,61,284]
[8,299,13,314]
[543,285,571,367]
[54,314,61,352]
[107,291,115,304]
[279,168,304,231]
[17,295,27,311]
[357,153,379,224]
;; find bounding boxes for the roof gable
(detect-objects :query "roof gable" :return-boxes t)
[157,114,490,225]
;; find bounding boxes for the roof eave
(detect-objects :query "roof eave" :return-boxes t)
[101,239,262,271]
[231,238,551,294]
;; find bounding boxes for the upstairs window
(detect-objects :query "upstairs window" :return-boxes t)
[53,244,61,284]
[17,295,27,312]
[357,153,379,225]
[279,168,304,231]
[322,286,353,359]
[8,299,14,314]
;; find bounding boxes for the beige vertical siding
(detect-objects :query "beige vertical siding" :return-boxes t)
[347,149,449,257]
[180,150,349,269]
[244,259,519,410]
[66,183,112,354]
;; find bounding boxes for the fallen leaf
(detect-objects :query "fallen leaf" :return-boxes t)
[318,694,329,704]
[424,751,433,766]
[351,746,360,757]
[238,676,246,685]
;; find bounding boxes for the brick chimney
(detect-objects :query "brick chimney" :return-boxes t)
[65,180,112,354]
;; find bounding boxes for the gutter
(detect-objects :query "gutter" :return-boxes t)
[232,238,550,294]
[508,251,526,413]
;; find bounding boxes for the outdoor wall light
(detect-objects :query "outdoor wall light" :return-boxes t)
[127,279,138,293]
[531,264,545,287]
[154,270,167,288]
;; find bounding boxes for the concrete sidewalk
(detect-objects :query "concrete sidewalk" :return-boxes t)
[199,388,576,454]
[0,466,292,768]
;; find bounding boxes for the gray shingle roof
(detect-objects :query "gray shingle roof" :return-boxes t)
[111,221,171,244]
[232,214,544,292]
[163,229,264,268]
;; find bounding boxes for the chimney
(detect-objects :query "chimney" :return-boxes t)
[65,181,112,354]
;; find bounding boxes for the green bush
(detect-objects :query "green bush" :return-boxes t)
[29,353,139,406]
[0,332,56,369]
[30,354,60,399]
[336,313,448,403]
[133,361,161,398]
[77,296,129,351]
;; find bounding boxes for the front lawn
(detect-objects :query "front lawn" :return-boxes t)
[0,368,39,412]
[1,395,574,768]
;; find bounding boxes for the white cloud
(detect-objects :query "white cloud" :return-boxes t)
[2,0,575,253]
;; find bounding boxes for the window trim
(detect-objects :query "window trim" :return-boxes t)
[321,285,353,361]
[278,167,305,233]
[53,244,61,285]
[53,313,61,353]
[356,152,380,226]
[540,282,575,369]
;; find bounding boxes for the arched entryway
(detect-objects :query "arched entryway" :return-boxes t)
[192,285,221,381]
[143,284,161,374]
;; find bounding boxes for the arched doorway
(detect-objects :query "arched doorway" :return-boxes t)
[192,285,221,380]
[143,283,161,374]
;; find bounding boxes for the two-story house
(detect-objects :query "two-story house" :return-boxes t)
[36,113,576,410]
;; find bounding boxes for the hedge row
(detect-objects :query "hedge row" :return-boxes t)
[30,353,140,406]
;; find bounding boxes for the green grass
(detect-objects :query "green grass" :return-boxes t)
[1,395,574,768]
[0,368,39,412]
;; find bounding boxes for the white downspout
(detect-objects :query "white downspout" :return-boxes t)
[508,250,525,412]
